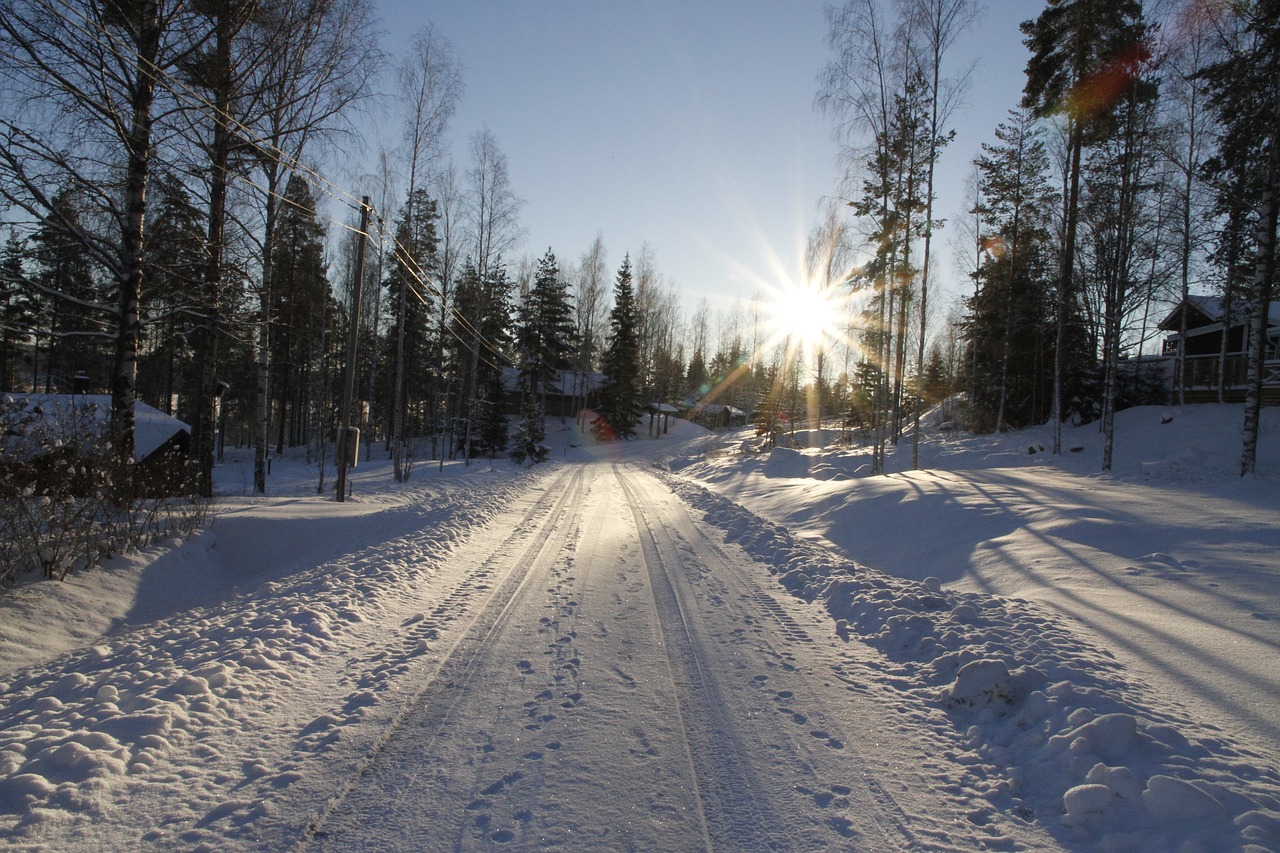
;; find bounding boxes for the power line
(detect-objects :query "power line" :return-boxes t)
[14,0,519,371]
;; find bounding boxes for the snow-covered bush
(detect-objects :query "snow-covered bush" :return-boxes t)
[0,397,209,591]
[510,398,549,465]
[0,397,111,581]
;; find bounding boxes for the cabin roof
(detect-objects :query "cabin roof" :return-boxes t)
[1,394,189,462]
[1159,295,1280,332]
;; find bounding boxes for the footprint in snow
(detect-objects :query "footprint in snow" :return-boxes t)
[829,816,856,838]
[777,708,807,725]
[480,771,524,797]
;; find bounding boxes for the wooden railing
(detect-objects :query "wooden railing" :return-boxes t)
[1177,354,1280,389]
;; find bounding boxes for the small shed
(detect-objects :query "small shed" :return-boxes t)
[644,402,680,436]
[690,402,747,429]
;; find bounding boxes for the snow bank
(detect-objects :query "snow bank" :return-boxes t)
[664,468,1280,853]
[0,456,538,847]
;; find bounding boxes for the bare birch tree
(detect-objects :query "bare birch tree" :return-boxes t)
[903,0,977,467]
[573,233,610,414]
[1158,6,1217,407]
[0,0,203,479]
[431,161,464,463]
[245,0,380,494]
[460,128,523,462]
[392,25,461,481]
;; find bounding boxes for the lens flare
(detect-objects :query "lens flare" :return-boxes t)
[764,277,849,354]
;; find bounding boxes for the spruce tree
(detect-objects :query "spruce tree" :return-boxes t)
[510,391,547,465]
[0,232,36,392]
[270,175,332,452]
[511,248,575,464]
[30,190,105,392]
[449,260,512,459]
[594,256,641,440]
[138,174,203,415]
[383,186,440,477]
[963,109,1059,432]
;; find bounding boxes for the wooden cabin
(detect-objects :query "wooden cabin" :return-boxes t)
[690,402,747,429]
[1158,296,1280,405]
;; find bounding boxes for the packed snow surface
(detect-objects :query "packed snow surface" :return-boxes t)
[0,406,1276,851]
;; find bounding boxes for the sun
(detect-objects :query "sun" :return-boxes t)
[765,277,848,353]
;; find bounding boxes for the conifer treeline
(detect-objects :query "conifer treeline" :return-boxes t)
[2,0,1276,488]
[820,0,1279,474]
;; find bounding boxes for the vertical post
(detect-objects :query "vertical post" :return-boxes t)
[336,196,370,502]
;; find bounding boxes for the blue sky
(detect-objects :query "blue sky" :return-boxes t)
[371,0,1040,318]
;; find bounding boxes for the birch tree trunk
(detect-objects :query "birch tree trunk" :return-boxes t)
[111,0,163,485]
[1241,89,1280,476]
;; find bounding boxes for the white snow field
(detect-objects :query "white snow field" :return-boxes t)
[0,406,1276,851]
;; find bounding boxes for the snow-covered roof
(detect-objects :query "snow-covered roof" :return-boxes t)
[1,394,189,462]
[694,403,745,417]
[500,368,603,395]
[1159,295,1280,331]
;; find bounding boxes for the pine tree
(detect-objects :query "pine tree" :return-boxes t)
[848,68,931,470]
[1021,0,1148,453]
[593,256,641,440]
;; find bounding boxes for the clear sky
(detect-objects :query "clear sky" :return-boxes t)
[371,0,1043,320]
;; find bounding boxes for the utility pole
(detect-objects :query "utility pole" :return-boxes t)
[336,196,370,502]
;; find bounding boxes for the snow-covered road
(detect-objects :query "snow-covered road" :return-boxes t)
[3,408,1277,852]
[308,461,1008,851]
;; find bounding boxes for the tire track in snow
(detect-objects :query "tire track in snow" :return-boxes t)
[615,464,791,852]
[619,463,971,851]
[658,467,1049,851]
[298,465,587,849]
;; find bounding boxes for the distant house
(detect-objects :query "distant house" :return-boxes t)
[500,369,602,418]
[1,394,191,494]
[1158,296,1280,405]
[689,402,747,429]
